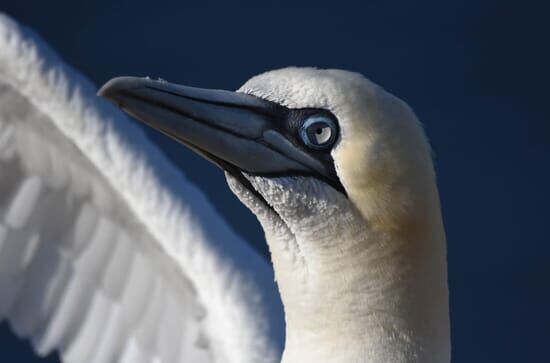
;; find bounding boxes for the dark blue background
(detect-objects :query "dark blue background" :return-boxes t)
[2,1,549,362]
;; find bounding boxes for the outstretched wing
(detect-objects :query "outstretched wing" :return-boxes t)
[0,14,283,363]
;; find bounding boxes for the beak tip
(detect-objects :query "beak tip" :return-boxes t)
[97,76,143,99]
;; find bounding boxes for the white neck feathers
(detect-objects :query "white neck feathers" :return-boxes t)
[228,174,450,363]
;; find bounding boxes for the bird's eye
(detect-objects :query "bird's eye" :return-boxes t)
[299,115,338,150]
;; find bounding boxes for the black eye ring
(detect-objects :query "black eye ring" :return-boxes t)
[299,115,338,150]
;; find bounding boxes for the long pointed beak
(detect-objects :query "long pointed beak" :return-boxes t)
[98,77,344,195]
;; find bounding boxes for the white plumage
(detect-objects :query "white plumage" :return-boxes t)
[0,14,283,363]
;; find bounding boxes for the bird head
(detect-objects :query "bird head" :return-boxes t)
[99,67,436,238]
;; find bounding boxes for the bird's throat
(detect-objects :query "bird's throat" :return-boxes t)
[226,174,450,363]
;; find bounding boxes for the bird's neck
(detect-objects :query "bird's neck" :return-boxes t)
[227,175,450,363]
[259,184,449,363]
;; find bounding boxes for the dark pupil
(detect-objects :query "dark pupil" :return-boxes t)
[306,122,330,145]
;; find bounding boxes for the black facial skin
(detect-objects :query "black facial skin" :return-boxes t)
[261,107,343,189]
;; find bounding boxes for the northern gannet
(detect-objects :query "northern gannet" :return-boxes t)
[0,12,450,363]
[98,67,451,363]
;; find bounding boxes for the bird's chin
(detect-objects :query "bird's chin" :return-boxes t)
[225,171,265,205]
[226,171,350,236]
[225,172,283,223]
[222,169,268,206]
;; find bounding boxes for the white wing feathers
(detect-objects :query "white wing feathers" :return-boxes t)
[0,14,283,363]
